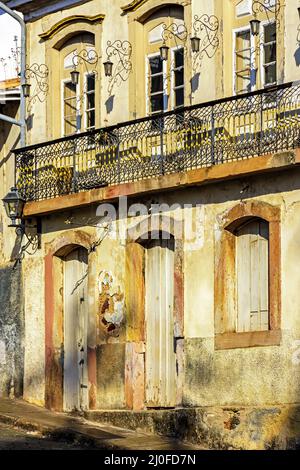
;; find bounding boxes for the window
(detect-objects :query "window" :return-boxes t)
[234,29,252,94]
[172,48,184,110]
[143,5,185,116]
[236,219,269,332]
[85,73,96,131]
[214,201,281,350]
[63,80,78,136]
[262,22,276,87]
[59,33,98,137]
[148,54,165,115]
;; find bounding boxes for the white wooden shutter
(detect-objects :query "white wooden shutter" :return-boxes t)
[236,220,269,332]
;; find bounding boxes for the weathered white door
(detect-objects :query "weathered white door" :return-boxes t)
[145,238,176,407]
[63,248,88,411]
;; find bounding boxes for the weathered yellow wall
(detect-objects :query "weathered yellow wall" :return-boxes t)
[20,166,300,408]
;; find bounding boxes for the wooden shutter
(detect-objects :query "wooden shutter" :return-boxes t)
[236,220,269,332]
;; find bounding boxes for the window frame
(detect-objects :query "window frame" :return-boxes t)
[233,26,255,95]
[61,77,80,137]
[171,46,185,111]
[146,52,168,116]
[214,201,281,350]
[260,20,277,88]
[83,71,96,132]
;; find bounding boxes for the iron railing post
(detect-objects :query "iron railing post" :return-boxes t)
[72,140,78,193]
[211,105,215,165]
[34,148,37,201]
[116,130,121,185]
[259,93,263,157]
[160,116,165,175]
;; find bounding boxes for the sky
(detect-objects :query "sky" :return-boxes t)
[0,10,21,81]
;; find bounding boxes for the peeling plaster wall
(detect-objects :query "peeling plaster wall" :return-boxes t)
[20,167,300,410]
[0,264,24,398]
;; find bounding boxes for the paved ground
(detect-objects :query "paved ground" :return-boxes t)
[0,398,202,450]
[0,423,88,450]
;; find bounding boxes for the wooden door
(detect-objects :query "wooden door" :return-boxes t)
[145,238,176,407]
[63,248,88,411]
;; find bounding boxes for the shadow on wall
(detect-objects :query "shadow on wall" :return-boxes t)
[0,263,24,399]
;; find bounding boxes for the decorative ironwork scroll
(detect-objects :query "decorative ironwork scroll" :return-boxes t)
[72,48,99,75]
[161,22,188,49]
[252,0,282,25]
[25,63,49,111]
[192,14,220,72]
[106,40,133,96]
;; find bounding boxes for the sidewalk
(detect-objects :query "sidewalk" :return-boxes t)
[0,398,202,450]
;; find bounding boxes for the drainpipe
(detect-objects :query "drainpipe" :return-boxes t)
[0,1,26,147]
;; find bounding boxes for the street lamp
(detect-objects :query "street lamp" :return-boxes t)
[2,187,25,228]
[70,69,80,86]
[160,43,169,61]
[22,82,31,98]
[250,18,261,36]
[103,59,113,77]
[190,36,201,53]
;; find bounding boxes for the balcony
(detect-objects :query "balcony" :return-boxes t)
[15,81,300,204]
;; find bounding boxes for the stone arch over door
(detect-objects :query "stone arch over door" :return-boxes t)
[44,230,96,411]
[125,216,184,409]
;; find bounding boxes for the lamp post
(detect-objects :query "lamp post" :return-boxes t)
[2,187,25,229]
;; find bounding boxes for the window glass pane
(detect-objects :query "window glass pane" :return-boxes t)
[87,74,95,92]
[151,93,164,113]
[236,30,250,51]
[175,69,184,87]
[149,56,163,74]
[235,29,251,94]
[87,92,95,110]
[175,88,184,108]
[264,43,276,63]
[151,75,163,93]
[264,22,276,43]
[87,110,95,128]
[64,82,76,99]
[174,48,184,68]
[265,63,276,84]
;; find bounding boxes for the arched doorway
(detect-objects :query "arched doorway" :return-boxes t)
[45,231,94,412]
[144,235,177,407]
[63,247,89,411]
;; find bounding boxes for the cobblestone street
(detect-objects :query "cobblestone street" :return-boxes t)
[0,423,89,450]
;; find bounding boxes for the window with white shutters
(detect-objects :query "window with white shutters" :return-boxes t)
[236,219,269,332]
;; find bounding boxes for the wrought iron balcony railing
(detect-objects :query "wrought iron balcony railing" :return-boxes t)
[15,81,300,202]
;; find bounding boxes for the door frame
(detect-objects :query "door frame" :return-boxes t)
[125,215,185,410]
[44,230,97,411]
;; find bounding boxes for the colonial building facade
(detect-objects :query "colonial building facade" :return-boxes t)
[1,0,300,449]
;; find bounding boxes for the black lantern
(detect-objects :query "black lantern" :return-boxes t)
[22,82,31,98]
[2,187,25,228]
[191,36,201,53]
[103,59,113,77]
[250,18,261,36]
[70,69,80,86]
[160,44,169,61]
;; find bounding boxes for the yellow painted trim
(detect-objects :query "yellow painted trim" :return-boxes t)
[121,0,149,13]
[39,14,105,40]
